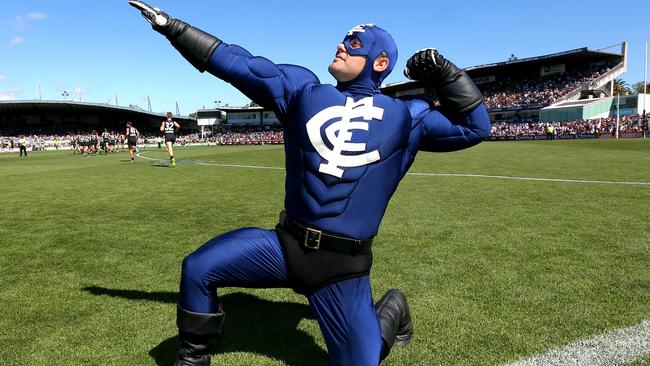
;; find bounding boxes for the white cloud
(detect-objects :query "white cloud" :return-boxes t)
[26,12,47,21]
[0,75,6,82]
[9,36,24,46]
[3,11,47,31]
[0,88,22,101]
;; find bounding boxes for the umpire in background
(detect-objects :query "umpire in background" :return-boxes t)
[18,136,28,157]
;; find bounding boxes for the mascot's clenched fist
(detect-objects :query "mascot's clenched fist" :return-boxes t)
[129,0,169,27]
[405,48,483,114]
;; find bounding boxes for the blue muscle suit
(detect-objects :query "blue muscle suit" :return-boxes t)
[129,2,491,365]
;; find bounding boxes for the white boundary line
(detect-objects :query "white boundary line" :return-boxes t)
[502,320,650,366]
[407,172,650,186]
[195,162,282,170]
[136,153,650,186]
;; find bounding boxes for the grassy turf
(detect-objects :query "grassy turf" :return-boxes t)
[1,139,649,365]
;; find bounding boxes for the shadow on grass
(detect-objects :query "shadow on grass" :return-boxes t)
[82,286,327,366]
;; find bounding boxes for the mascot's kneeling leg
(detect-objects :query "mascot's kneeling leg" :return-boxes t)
[376,289,413,360]
[173,305,225,366]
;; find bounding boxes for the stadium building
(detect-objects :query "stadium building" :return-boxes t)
[5,42,646,142]
[381,42,643,122]
[196,105,281,138]
[0,100,197,135]
[197,106,278,128]
[197,42,646,139]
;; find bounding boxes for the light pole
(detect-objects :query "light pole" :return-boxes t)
[615,93,620,139]
[641,42,650,138]
[62,91,69,101]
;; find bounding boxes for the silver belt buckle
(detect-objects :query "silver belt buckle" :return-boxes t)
[304,227,322,250]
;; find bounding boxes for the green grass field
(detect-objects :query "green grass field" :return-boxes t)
[1,139,649,366]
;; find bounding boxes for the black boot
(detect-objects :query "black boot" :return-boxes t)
[173,305,225,366]
[375,289,413,359]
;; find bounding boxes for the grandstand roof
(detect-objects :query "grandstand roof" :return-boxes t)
[465,47,623,76]
[0,100,195,122]
[0,100,198,133]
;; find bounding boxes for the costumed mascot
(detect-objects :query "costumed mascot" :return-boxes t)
[129,1,491,365]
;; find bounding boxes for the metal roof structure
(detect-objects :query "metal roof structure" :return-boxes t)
[0,100,194,118]
[0,100,197,133]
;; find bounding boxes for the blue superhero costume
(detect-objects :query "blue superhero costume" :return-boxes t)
[129,3,490,365]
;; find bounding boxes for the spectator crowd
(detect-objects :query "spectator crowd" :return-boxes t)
[480,63,613,110]
[491,114,646,139]
[0,127,285,153]
[180,129,284,145]
[2,115,647,153]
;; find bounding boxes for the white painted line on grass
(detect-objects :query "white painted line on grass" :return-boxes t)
[135,153,162,162]
[136,153,285,170]
[503,320,650,366]
[407,172,650,186]
[136,153,650,186]
[195,162,283,170]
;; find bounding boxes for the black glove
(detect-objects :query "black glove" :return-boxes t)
[404,48,482,114]
[129,0,222,72]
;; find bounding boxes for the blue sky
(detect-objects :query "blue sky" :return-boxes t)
[1,0,648,115]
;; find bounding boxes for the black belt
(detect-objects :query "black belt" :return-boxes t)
[281,214,373,255]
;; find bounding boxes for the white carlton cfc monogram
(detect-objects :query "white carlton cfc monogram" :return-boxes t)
[306,97,383,178]
[346,24,374,36]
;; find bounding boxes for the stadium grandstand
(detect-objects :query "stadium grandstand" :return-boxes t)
[382,43,629,117]
[194,106,284,145]
[3,41,648,151]
[0,100,197,151]
[192,41,647,142]
[0,100,197,134]
[381,41,649,140]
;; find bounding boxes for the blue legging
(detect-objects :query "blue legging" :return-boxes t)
[179,227,385,366]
